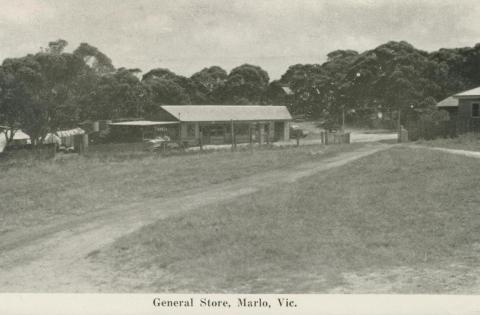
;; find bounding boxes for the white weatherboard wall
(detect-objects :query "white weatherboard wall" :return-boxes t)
[194,123,199,138]
[284,121,290,140]
[269,121,274,141]
[180,123,187,139]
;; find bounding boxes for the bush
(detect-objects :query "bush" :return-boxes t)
[317,119,341,132]
[407,108,452,141]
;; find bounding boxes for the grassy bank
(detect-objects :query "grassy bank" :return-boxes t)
[0,142,362,233]
[92,146,480,293]
[417,133,480,152]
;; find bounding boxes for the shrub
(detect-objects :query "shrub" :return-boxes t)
[407,107,452,140]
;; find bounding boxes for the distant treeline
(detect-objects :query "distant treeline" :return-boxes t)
[1,39,480,144]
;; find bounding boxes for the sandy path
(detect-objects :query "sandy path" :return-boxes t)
[0,143,390,292]
[407,144,480,159]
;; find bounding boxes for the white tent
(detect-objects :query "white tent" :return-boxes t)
[44,133,61,145]
[44,128,85,147]
[0,129,31,153]
[0,136,5,153]
[11,130,30,141]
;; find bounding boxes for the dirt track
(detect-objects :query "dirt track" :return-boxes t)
[407,144,480,159]
[0,143,390,292]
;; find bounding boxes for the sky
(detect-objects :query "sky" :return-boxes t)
[1,0,480,79]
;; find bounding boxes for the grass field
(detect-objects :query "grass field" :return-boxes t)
[91,146,480,293]
[0,142,363,233]
[417,133,480,151]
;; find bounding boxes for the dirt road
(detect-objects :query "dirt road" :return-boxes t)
[0,143,391,292]
[407,144,480,159]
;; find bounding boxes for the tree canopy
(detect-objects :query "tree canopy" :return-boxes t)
[3,39,480,145]
[219,64,270,105]
[0,42,88,144]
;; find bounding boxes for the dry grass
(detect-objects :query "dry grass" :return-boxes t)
[92,147,480,293]
[0,142,362,233]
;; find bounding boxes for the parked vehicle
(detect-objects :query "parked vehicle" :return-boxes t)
[146,136,169,151]
[289,124,309,138]
[146,135,185,152]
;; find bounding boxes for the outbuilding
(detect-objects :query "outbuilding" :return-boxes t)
[437,87,480,133]
[452,87,480,133]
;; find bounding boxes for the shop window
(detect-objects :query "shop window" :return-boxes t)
[472,103,480,117]
[235,124,249,135]
[209,125,224,137]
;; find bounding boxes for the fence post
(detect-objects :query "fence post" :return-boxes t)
[231,120,235,151]
[266,124,270,145]
[249,124,253,151]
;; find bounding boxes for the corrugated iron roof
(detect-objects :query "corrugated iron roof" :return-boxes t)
[108,120,179,126]
[436,96,458,108]
[454,86,480,98]
[160,105,292,122]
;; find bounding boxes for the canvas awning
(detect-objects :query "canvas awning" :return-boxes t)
[43,128,85,144]
[55,128,85,137]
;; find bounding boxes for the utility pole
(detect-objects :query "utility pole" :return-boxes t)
[397,107,402,143]
[397,107,401,132]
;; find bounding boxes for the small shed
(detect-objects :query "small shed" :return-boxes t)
[450,87,480,133]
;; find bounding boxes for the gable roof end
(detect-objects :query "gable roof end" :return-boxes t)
[436,96,458,108]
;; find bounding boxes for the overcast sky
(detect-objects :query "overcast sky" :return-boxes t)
[1,0,479,79]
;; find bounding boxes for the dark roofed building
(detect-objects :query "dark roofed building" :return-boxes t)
[436,87,480,134]
[452,87,480,133]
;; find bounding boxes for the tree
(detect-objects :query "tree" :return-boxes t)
[190,66,227,104]
[406,97,451,140]
[0,42,89,145]
[142,68,194,106]
[0,65,29,144]
[46,39,68,55]
[73,43,115,75]
[219,64,270,104]
[78,68,148,120]
[276,51,359,120]
[335,41,443,126]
